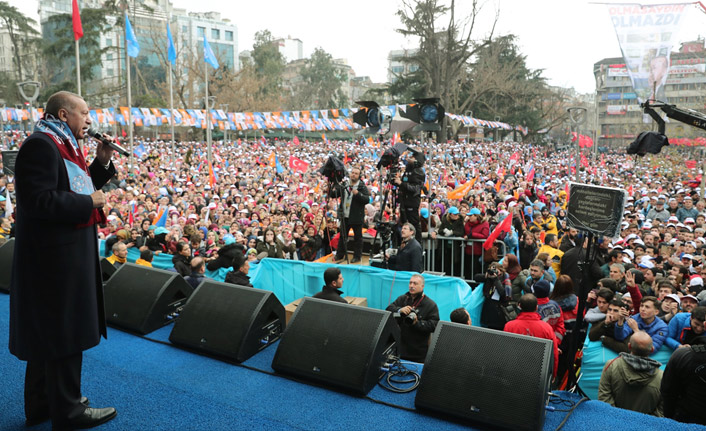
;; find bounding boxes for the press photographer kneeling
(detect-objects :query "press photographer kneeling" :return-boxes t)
[477,262,515,330]
[386,274,439,363]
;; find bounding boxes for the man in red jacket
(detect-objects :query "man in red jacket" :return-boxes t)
[504,293,559,377]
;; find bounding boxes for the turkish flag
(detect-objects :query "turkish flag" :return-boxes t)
[483,212,512,250]
[292,136,300,145]
[72,0,83,40]
[289,155,309,172]
[685,160,697,169]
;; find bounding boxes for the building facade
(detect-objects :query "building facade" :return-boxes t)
[387,48,419,84]
[273,36,303,63]
[594,39,706,148]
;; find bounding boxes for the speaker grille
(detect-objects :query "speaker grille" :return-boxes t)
[174,282,268,357]
[272,297,399,395]
[105,266,174,323]
[416,323,551,431]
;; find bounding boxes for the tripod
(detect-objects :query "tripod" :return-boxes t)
[330,178,350,264]
[370,169,400,267]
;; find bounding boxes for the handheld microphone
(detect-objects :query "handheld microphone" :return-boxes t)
[86,128,130,157]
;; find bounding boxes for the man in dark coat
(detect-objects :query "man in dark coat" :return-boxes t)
[9,91,117,429]
[184,257,207,290]
[312,267,347,303]
[224,252,253,287]
[386,274,439,362]
[395,149,425,243]
[387,223,423,273]
[332,166,370,263]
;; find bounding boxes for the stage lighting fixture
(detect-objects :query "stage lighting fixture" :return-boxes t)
[353,101,392,134]
[400,97,445,132]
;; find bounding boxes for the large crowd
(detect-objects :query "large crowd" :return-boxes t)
[3,128,706,423]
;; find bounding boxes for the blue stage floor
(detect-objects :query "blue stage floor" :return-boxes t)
[0,293,700,431]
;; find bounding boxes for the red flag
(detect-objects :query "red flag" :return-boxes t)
[686,160,698,169]
[292,136,300,145]
[72,0,83,40]
[483,212,512,250]
[289,155,309,172]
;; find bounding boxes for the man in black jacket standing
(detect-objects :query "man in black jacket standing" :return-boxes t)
[661,335,706,425]
[395,148,425,243]
[386,274,439,362]
[9,91,117,429]
[313,267,347,303]
[333,166,370,263]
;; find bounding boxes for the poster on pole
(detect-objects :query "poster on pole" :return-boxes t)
[2,151,18,176]
[607,4,688,103]
[567,182,626,238]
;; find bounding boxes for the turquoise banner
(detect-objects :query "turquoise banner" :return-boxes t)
[100,240,475,320]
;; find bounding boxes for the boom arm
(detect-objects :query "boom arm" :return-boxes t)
[642,100,706,134]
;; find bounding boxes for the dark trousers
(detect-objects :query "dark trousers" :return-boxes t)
[336,220,363,259]
[25,352,86,427]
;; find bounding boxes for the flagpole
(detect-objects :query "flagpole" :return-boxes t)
[127,53,134,173]
[205,58,212,164]
[169,61,175,167]
[75,39,81,96]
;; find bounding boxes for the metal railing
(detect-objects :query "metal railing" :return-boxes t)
[421,236,507,284]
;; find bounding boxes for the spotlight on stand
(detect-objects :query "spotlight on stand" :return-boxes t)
[401,97,445,132]
[353,101,392,135]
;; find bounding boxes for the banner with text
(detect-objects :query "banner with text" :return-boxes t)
[607,3,688,103]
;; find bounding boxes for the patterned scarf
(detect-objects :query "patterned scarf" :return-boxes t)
[34,116,106,227]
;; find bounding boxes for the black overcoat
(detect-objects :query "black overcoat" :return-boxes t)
[9,132,115,360]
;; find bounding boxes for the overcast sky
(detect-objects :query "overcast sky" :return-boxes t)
[12,0,706,94]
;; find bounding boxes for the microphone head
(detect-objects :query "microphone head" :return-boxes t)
[86,127,99,138]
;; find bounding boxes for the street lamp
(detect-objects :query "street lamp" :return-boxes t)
[17,81,41,131]
[465,110,473,143]
[220,103,229,144]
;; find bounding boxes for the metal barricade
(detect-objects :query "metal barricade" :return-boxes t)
[422,236,507,284]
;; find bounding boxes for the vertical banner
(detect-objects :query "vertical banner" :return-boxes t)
[607,4,688,103]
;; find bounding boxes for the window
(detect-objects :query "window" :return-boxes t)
[225,31,233,41]
[107,69,114,77]
[182,25,188,33]
[391,66,404,74]
[197,27,205,37]
[409,65,419,72]
[106,38,112,46]
[107,53,113,61]
[211,29,220,40]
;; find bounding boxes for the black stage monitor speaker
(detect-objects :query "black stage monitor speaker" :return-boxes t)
[271,297,399,395]
[0,238,14,293]
[100,258,118,282]
[104,263,194,334]
[415,323,553,431]
[169,280,285,362]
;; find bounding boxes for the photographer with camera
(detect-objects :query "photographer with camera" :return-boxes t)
[477,262,515,330]
[394,148,426,244]
[386,274,439,363]
[386,223,423,273]
[330,166,370,263]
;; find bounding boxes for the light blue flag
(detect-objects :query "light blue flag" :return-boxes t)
[125,12,140,58]
[167,23,176,65]
[203,37,219,69]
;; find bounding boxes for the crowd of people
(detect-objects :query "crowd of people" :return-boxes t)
[3,112,706,425]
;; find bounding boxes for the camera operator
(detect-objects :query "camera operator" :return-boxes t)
[330,166,370,263]
[394,148,426,243]
[386,274,439,363]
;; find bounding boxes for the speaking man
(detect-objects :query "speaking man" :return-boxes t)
[9,91,118,429]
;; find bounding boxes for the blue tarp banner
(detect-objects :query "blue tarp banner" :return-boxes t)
[579,327,673,400]
[99,240,474,319]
